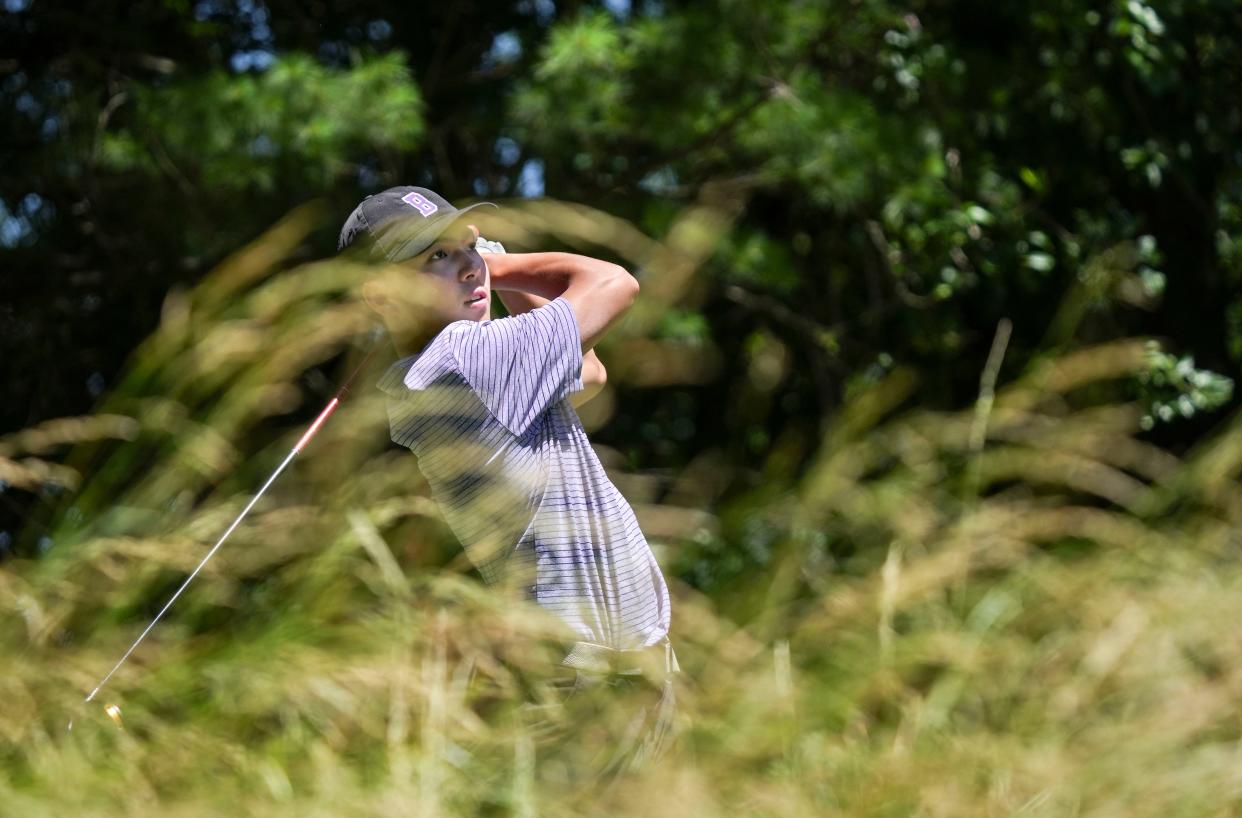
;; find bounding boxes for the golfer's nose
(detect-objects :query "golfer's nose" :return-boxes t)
[458,252,483,281]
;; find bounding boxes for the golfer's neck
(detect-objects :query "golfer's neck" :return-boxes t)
[386,319,444,357]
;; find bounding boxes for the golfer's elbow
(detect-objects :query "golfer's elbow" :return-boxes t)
[619,266,640,300]
[564,259,640,350]
[602,263,640,313]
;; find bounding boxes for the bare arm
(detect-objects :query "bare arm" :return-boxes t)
[485,251,640,352]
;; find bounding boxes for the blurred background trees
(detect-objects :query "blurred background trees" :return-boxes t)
[3,0,1240,560]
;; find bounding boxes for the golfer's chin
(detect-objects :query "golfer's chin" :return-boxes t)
[459,293,491,322]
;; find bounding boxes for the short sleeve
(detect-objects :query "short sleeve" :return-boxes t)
[447,296,584,437]
[376,344,456,397]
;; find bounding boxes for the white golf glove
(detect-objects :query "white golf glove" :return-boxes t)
[475,236,506,255]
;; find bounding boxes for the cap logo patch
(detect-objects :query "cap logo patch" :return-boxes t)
[400,191,439,217]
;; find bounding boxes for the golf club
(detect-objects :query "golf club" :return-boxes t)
[69,337,380,731]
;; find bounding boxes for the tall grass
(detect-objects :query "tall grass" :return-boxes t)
[3,197,1242,816]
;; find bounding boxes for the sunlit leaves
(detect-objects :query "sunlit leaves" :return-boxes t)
[1137,341,1234,429]
[739,75,903,211]
[100,54,423,193]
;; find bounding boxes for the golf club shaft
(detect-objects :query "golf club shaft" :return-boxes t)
[80,341,377,706]
[84,423,320,703]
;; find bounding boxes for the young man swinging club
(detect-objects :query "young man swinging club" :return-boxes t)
[338,186,679,771]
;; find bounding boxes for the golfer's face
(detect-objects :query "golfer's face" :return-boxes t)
[405,223,490,323]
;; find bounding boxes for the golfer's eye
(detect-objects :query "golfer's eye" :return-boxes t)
[427,235,473,262]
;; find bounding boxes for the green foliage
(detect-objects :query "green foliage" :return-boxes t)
[1137,340,1234,429]
[717,228,801,293]
[739,73,903,211]
[7,0,1242,464]
[100,54,423,194]
[654,308,711,345]
[4,0,1242,807]
[7,211,1242,814]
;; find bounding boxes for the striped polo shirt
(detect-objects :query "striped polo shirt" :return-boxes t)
[377,296,671,654]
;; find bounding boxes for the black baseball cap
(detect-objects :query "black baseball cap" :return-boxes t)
[337,186,496,263]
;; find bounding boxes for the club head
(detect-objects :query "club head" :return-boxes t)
[66,700,125,733]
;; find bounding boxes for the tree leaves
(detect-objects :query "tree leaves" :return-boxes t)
[100,54,424,194]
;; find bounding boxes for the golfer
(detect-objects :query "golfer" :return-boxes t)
[338,186,679,772]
